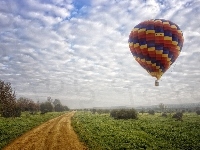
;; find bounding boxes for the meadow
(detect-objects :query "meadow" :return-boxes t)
[72,111,200,150]
[0,112,66,149]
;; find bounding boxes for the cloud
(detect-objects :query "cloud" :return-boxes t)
[0,0,200,108]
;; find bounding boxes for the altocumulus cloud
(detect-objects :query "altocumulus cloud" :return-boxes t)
[0,0,200,109]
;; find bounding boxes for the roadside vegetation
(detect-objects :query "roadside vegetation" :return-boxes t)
[0,80,69,118]
[0,111,66,149]
[0,80,70,149]
[72,111,200,150]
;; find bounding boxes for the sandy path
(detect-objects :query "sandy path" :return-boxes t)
[3,111,87,150]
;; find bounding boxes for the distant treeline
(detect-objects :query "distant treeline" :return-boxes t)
[73,104,200,114]
[72,102,200,120]
[0,80,69,118]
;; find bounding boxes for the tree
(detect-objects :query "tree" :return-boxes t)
[63,105,70,111]
[140,109,145,114]
[40,101,53,114]
[196,110,200,115]
[0,80,21,117]
[53,99,61,106]
[53,99,69,112]
[17,97,39,113]
[148,110,155,115]
[17,97,29,111]
[54,104,64,112]
[47,97,52,103]
[159,103,165,112]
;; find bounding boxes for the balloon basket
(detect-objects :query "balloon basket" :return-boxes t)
[155,80,159,86]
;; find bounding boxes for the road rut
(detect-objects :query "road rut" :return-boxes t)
[3,111,87,150]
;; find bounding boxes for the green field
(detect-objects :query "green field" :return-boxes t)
[72,112,200,150]
[0,112,66,149]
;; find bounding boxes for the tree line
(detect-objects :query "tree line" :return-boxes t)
[0,80,69,118]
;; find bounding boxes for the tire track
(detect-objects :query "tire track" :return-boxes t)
[3,111,87,150]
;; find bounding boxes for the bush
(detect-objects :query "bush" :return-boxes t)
[91,109,96,114]
[148,110,155,115]
[182,110,186,113]
[161,112,167,117]
[196,110,200,115]
[110,109,138,120]
[95,109,110,114]
[172,112,183,121]
[140,109,145,114]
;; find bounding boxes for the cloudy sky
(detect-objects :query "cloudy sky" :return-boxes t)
[0,0,200,109]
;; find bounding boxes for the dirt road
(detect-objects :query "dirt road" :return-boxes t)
[3,111,87,150]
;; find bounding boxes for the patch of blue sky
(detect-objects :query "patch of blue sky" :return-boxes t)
[67,0,91,19]
[73,0,91,10]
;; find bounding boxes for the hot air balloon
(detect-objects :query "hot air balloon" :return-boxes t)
[128,19,184,86]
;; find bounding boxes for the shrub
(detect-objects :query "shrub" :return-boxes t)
[40,109,48,114]
[148,110,155,115]
[172,112,183,121]
[196,110,200,115]
[110,109,138,120]
[140,109,145,114]
[161,112,167,117]
[91,109,96,114]
[95,109,110,114]
[182,110,186,113]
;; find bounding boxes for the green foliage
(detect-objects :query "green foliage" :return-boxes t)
[140,109,145,114]
[0,80,20,118]
[110,109,138,120]
[93,109,110,114]
[53,99,61,106]
[40,102,53,114]
[17,97,39,113]
[0,112,66,149]
[54,104,64,112]
[91,108,96,114]
[1,105,21,118]
[148,110,155,115]
[53,101,70,112]
[161,112,167,117]
[172,112,183,121]
[63,105,70,111]
[196,110,200,115]
[72,112,200,150]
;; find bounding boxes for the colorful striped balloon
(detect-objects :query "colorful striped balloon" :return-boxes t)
[128,19,184,85]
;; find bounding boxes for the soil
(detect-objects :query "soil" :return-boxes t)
[3,111,88,150]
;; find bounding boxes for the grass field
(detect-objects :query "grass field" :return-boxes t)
[72,111,200,150]
[0,111,66,149]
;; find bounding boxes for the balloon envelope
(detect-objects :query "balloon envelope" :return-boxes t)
[128,19,184,80]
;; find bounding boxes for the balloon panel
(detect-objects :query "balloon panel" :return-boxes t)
[129,19,184,80]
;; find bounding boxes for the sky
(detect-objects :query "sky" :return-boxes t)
[0,0,200,109]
